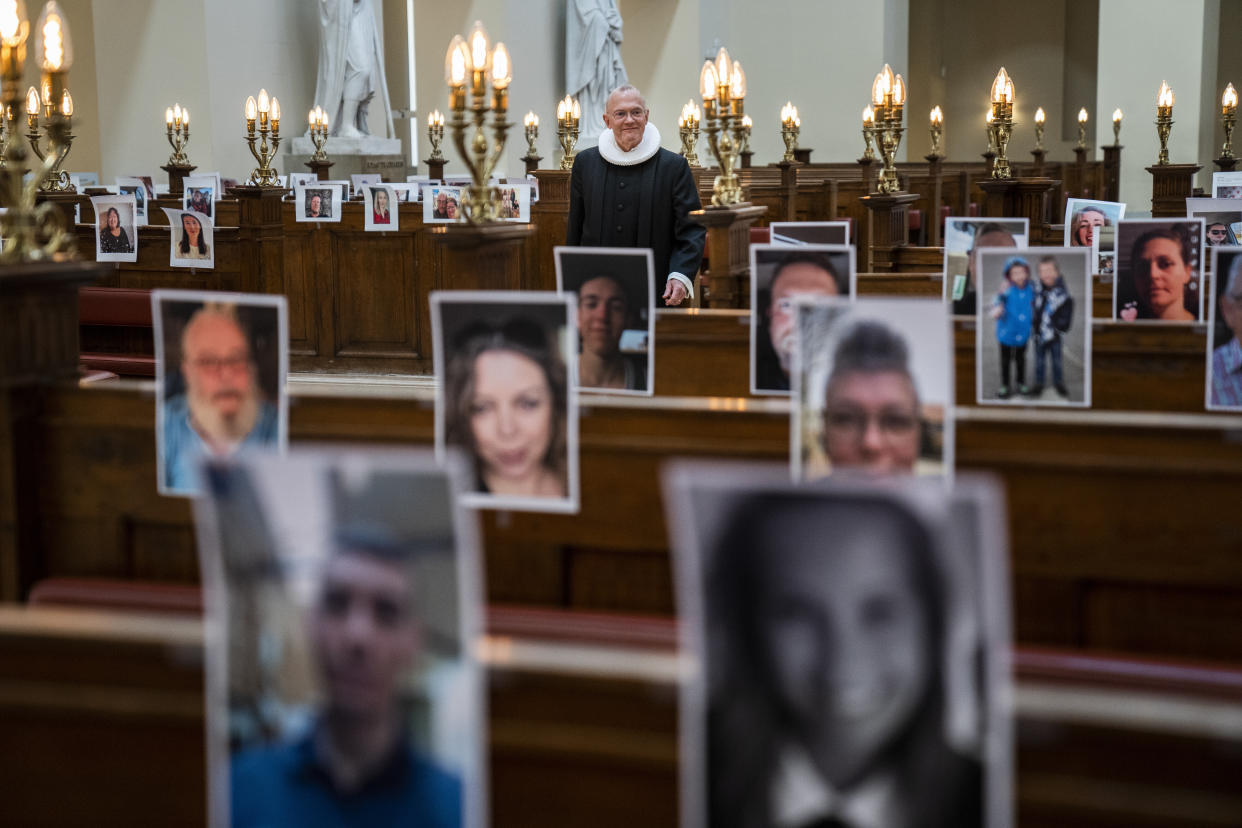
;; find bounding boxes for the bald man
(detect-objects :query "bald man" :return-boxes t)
[161,306,279,494]
[567,84,706,307]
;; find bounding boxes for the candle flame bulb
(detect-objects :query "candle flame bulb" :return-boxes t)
[572,98,580,119]
[1157,81,1174,108]
[25,85,37,115]
[166,106,174,126]
[490,41,511,89]
[1113,108,1122,123]
[1078,107,1088,124]
[0,0,25,46]
[271,96,280,123]
[714,47,731,92]
[38,2,68,71]
[469,20,490,72]
[524,110,537,128]
[741,113,751,129]
[60,89,71,117]
[182,107,188,126]
[257,88,269,114]
[446,35,467,86]
[1224,83,1238,112]
[1035,107,1045,124]
[730,60,746,100]
[930,105,943,125]
[245,95,257,121]
[863,105,874,125]
[699,60,717,101]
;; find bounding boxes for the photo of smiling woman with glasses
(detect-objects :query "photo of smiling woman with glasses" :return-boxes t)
[791,298,952,479]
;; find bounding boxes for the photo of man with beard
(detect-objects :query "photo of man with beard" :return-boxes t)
[155,293,288,496]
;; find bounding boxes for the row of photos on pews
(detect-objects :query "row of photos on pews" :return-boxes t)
[159,177,1242,827]
[82,171,539,264]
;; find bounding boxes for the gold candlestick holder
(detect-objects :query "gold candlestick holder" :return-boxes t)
[165,102,190,165]
[556,94,579,170]
[1076,106,1088,150]
[860,106,876,162]
[1155,81,1174,166]
[779,101,799,164]
[308,104,329,162]
[0,2,74,261]
[928,105,944,158]
[1034,107,1046,151]
[1221,84,1237,160]
[25,75,74,192]
[871,65,906,194]
[243,88,283,187]
[426,109,445,162]
[700,48,747,206]
[678,99,701,166]
[444,23,512,224]
[1112,108,1123,147]
[738,113,752,155]
[987,67,1014,180]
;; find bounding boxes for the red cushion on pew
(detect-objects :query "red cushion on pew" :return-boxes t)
[749,227,770,245]
[28,577,204,616]
[908,208,922,231]
[78,287,153,327]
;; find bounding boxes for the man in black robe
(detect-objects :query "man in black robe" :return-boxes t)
[566,85,706,306]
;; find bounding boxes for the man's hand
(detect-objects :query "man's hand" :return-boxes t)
[663,279,688,306]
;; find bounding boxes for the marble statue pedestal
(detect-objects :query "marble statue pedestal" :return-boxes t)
[287,135,406,181]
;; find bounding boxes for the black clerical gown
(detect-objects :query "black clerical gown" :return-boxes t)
[566,146,706,297]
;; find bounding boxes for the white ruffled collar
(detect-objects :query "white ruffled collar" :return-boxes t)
[597,124,662,166]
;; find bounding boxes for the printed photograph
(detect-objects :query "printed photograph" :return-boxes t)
[296,184,343,223]
[942,218,1029,313]
[152,290,288,497]
[792,297,952,479]
[425,186,464,223]
[976,248,1092,406]
[1212,171,1242,199]
[1113,218,1205,322]
[769,221,850,247]
[351,172,382,192]
[365,184,398,231]
[431,291,578,513]
[116,176,149,225]
[1185,198,1242,248]
[555,246,654,395]
[1207,247,1242,410]
[192,448,484,828]
[163,207,215,269]
[665,463,1010,828]
[750,243,855,395]
[496,183,532,222]
[183,173,218,221]
[1063,197,1125,275]
[91,194,138,263]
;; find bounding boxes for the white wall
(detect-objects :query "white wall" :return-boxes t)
[1097,0,1208,209]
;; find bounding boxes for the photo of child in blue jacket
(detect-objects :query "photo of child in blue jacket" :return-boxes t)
[988,256,1035,399]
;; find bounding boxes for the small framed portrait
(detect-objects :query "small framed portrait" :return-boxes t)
[792,297,953,479]
[749,243,855,395]
[495,183,531,222]
[389,182,418,203]
[183,174,218,220]
[287,172,318,191]
[152,290,288,497]
[555,246,655,396]
[1206,247,1242,410]
[943,217,1029,313]
[1212,171,1242,199]
[431,291,578,513]
[162,207,215,269]
[665,462,1011,828]
[295,183,343,223]
[365,184,398,231]
[1113,218,1205,322]
[90,194,138,263]
[424,185,464,223]
[1185,198,1242,249]
[768,220,851,246]
[1064,197,1125,276]
[351,172,382,193]
[976,247,1092,406]
[193,448,485,828]
[115,176,149,225]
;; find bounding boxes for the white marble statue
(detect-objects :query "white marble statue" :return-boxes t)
[313,0,395,140]
[565,0,628,142]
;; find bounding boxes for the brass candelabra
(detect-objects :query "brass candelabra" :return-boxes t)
[1076,107,1088,150]
[1221,84,1237,160]
[1034,107,1046,151]
[25,76,74,192]
[871,64,906,193]
[426,109,445,162]
[308,104,328,162]
[556,94,579,171]
[700,47,747,207]
[165,102,190,165]
[779,101,799,163]
[738,113,752,156]
[678,99,700,166]
[1112,108,1123,147]
[987,67,1014,180]
[0,0,74,261]
[445,22,512,224]
[1155,81,1174,165]
[521,110,539,160]
[928,105,944,158]
[243,88,282,187]
[860,106,875,161]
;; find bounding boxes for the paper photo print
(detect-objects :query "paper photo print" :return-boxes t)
[769,220,851,247]
[1212,171,1242,199]
[365,184,398,231]
[193,449,485,828]
[943,218,1029,313]
[389,183,419,203]
[425,186,464,223]
[287,172,318,191]
[351,172,382,192]
[1186,198,1242,248]
[1063,198,1125,275]
[432,291,578,513]
[555,246,654,396]
[1113,218,1204,322]
[296,183,343,223]
[496,183,531,222]
[319,179,353,200]
[163,207,215,269]
[152,290,288,497]
[91,194,138,263]
[976,248,1092,406]
[665,462,1010,828]
[184,174,218,221]
[792,297,952,479]
[750,243,855,395]
[1207,247,1242,410]
[116,176,149,225]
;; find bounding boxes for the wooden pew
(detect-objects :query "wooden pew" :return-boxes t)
[3,603,1239,828]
